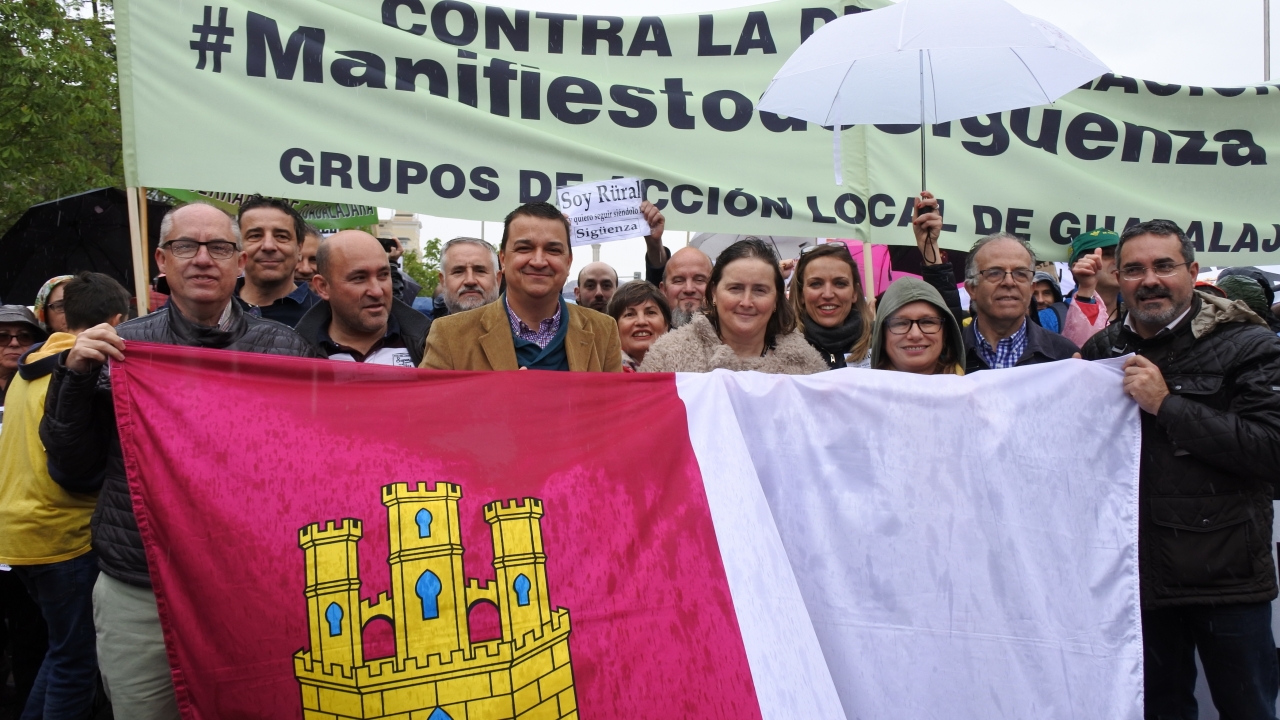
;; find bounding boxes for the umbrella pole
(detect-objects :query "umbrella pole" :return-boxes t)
[919,49,927,192]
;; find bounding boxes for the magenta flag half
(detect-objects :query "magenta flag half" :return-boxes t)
[112,343,761,720]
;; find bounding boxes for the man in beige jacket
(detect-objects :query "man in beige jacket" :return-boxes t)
[420,202,622,372]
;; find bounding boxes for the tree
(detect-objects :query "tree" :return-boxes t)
[402,237,442,297]
[0,0,122,235]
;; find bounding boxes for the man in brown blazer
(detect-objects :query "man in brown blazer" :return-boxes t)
[420,202,622,372]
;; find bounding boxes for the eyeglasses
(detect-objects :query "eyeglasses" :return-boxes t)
[0,331,36,346]
[885,317,944,335]
[975,267,1034,285]
[1118,262,1191,281]
[46,301,66,313]
[161,239,239,260]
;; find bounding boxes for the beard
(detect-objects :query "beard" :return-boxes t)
[1128,284,1185,327]
[670,307,695,328]
[445,284,498,314]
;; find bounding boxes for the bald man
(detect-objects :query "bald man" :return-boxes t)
[295,230,431,366]
[574,262,618,313]
[660,247,713,327]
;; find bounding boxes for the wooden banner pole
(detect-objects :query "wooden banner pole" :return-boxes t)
[126,187,150,315]
[862,239,876,302]
[137,187,151,314]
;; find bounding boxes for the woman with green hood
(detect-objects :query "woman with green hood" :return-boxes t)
[870,278,966,376]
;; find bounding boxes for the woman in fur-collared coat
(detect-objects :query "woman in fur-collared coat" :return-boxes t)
[639,238,828,375]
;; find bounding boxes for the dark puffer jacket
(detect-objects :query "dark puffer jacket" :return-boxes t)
[1082,291,1280,608]
[40,302,316,587]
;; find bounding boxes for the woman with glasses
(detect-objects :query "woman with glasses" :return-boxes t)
[870,278,965,375]
[640,238,828,375]
[788,243,875,369]
[34,275,74,334]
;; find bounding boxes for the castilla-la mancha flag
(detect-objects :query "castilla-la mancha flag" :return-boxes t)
[112,342,1143,720]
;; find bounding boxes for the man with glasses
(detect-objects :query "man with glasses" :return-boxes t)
[957,232,1079,372]
[1081,219,1280,719]
[40,202,314,720]
[234,196,318,328]
[0,306,46,405]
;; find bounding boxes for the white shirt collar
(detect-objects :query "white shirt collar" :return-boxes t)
[1124,303,1192,336]
[216,300,235,331]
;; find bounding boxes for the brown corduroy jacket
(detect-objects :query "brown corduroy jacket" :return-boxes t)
[419,297,622,372]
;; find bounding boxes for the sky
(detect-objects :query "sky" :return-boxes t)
[390,0,1275,279]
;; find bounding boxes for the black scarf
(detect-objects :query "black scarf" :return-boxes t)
[802,310,863,369]
[165,301,247,349]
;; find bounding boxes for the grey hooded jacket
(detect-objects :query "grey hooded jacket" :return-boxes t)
[870,278,965,373]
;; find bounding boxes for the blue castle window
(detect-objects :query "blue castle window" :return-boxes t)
[415,508,433,538]
[325,602,343,637]
[513,574,531,607]
[416,570,442,620]
[427,709,453,720]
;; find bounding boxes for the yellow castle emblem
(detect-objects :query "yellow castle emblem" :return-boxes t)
[294,482,576,720]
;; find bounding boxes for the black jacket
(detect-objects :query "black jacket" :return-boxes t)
[1082,292,1280,608]
[40,302,316,588]
[295,298,431,366]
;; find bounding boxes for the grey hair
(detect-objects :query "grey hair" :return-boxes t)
[158,202,242,248]
[442,236,499,273]
[964,232,1037,283]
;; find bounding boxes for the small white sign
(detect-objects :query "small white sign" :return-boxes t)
[556,178,651,247]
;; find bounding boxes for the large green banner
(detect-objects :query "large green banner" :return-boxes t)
[118,0,1280,263]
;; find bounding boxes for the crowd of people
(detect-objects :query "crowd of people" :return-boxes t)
[0,192,1278,719]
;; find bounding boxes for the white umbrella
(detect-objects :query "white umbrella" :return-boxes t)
[690,233,819,262]
[757,0,1109,188]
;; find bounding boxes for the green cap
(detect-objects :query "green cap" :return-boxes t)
[1070,229,1120,263]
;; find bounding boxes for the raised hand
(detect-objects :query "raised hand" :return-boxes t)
[912,191,943,265]
[1071,248,1103,298]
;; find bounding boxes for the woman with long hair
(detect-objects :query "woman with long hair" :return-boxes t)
[788,244,875,369]
[639,238,827,375]
[870,278,965,376]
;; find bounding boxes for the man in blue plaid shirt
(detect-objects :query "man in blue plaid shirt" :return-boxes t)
[961,233,1079,372]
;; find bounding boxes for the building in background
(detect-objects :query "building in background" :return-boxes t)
[376,211,421,254]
